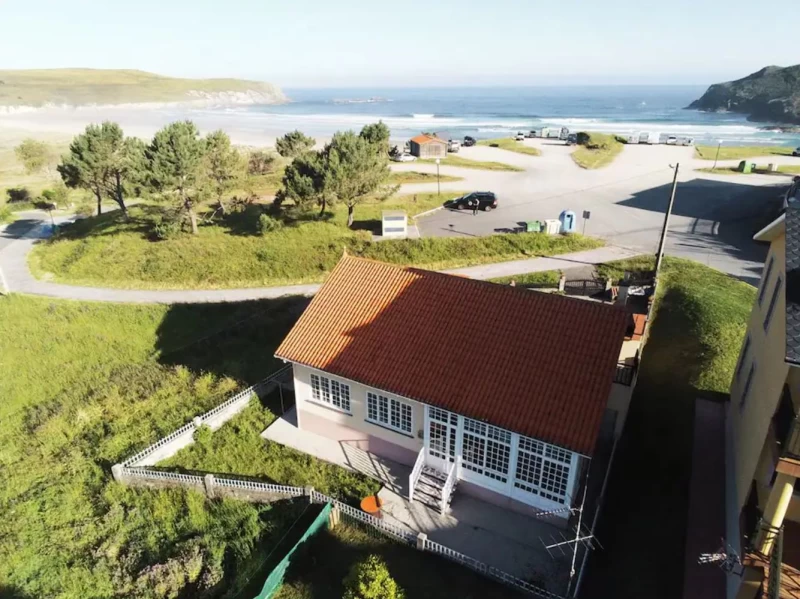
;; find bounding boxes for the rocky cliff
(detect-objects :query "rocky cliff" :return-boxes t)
[687,65,800,124]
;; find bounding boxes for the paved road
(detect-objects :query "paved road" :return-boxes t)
[0,219,638,303]
[407,141,797,285]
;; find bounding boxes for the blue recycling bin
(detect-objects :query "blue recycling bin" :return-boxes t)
[559,210,576,234]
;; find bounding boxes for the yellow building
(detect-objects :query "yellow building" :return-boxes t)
[727,205,800,599]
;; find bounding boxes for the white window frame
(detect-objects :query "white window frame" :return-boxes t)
[735,335,751,380]
[739,362,756,411]
[309,373,351,413]
[758,255,775,306]
[763,276,783,332]
[366,391,413,435]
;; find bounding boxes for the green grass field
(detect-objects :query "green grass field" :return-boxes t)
[30,194,601,290]
[0,292,382,598]
[387,170,463,184]
[696,164,800,176]
[476,138,542,156]
[489,270,561,287]
[571,133,624,169]
[0,68,285,106]
[584,256,755,599]
[273,521,520,599]
[420,155,524,172]
[695,145,797,161]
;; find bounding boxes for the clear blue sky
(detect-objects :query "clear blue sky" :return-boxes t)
[1,0,797,87]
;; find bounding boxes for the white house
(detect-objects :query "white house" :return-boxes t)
[275,255,639,517]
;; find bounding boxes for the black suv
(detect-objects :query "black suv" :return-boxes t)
[445,192,498,212]
[463,136,476,147]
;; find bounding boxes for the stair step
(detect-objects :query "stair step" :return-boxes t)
[421,465,448,481]
[418,473,446,489]
[415,481,444,499]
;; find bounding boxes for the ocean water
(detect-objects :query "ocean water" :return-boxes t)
[220,86,800,146]
[3,86,799,148]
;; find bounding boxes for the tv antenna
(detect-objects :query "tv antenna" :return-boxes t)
[697,538,744,576]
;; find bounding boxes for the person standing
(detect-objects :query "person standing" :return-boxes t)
[471,196,479,216]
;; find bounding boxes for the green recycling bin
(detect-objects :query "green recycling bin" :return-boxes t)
[738,160,752,174]
[526,220,542,233]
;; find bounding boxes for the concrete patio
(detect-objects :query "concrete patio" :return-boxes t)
[262,408,574,593]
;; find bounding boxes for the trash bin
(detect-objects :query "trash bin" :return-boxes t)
[739,160,752,174]
[544,219,562,235]
[526,220,542,233]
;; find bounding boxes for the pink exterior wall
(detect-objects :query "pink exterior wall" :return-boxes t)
[298,407,419,467]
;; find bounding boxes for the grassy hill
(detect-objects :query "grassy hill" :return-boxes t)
[0,68,286,106]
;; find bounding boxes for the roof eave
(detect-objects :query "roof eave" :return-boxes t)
[753,214,785,242]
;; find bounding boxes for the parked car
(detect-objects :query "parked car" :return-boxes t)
[666,136,678,145]
[445,191,498,212]
[566,133,578,145]
[448,140,461,153]
[525,131,536,138]
[463,136,476,147]
[793,147,800,157]
[515,132,525,141]
[392,153,416,162]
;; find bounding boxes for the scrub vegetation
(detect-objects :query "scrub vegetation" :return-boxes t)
[570,132,624,169]
[584,256,756,598]
[420,155,524,171]
[694,144,796,161]
[477,137,542,156]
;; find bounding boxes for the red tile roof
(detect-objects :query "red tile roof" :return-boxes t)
[275,256,628,455]
[410,134,445,144]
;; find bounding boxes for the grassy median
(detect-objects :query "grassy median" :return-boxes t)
[30,194,601,290]
[697,164,800,176]
[695,145,797,161]
[571,132,624,169]
[387,170,464,184]
[420,154,524,171]
[477,137,542,156]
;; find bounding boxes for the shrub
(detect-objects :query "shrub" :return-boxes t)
[576,132,591,146]
[74,202,95,218]
[258,214,283,235]
[0,205,13,224]
[6,187,31,204]
[343,555,404,599]
[41,183,70,208]
[152,215,183,240]
[248,150,278,175]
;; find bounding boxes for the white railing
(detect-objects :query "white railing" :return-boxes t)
[113,466,562,598]
[215,476,305,497]
[409,447,425,501]
[122,467,204,486]
[440,456,460,514]
[122,365,292,467]
[423,537,564,599]
[310,489,417,544]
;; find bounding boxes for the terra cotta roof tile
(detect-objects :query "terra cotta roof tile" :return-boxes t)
[275,255,628,455]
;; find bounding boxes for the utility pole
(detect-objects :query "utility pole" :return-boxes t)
[654,163,679,278]
[435,158,441,196]
[712,140,722,171]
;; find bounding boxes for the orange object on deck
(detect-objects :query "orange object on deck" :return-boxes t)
[360,495,383,515]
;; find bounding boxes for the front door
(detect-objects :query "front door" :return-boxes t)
[425,406,458,473]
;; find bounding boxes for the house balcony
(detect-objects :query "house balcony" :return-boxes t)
[742,520,800,599]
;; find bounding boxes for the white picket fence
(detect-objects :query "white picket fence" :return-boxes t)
[122,365,292,467]
[114,465,563,598]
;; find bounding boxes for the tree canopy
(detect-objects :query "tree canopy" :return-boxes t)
[15,139,53,176]
[146,121,207,234]
[275,130,316,158]
[343,555,404,599]
[203,130,245,214]
[359,121,391,152]
[276,150,333,215]
[58,122,144,215]
[326,130,393,226]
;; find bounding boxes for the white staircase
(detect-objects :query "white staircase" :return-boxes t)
[413,465,457,513]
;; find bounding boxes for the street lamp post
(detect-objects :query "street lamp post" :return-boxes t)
[713,139,722,171]
[435,158,441,196]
